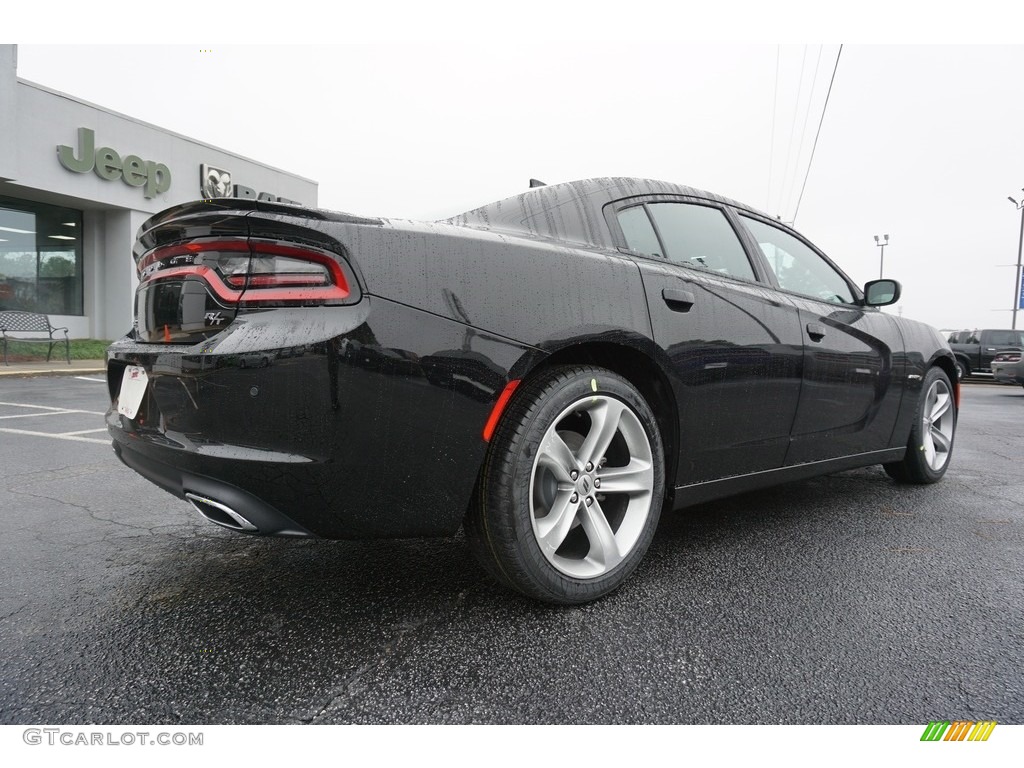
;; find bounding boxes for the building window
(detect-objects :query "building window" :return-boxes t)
[0,197,84,316]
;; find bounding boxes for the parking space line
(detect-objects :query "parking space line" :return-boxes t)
[58,428,109,436]
[0,401,105,416]
[0,427,109,445]
[75,377,106,383]
[0,410,77,420]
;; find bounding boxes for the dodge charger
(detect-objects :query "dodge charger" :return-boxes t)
[105,177,958,604]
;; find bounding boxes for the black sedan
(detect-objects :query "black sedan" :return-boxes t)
[106,177,958,604]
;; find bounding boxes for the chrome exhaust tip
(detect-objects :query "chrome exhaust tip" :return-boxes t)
[185,492,259,533]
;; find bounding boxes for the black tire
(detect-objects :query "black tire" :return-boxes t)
[954,358,969,381]
[465,365,666,604]
[883,366,957,484]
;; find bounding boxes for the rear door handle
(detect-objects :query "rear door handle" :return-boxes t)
[806,322,826,341]
[662,288,695,313]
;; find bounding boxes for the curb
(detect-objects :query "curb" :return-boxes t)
[0,365,106,378]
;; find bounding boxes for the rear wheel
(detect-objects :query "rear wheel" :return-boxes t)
[465,365,665,604]
[954,358,969,381]
[883,366,956,484]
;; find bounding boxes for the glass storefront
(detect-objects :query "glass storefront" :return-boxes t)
[0,196,83,316]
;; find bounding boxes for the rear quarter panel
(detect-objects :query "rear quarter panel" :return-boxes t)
[318,217,655,351]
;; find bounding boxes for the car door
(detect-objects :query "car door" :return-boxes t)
[608,198,804,486]
[735,213,905,464]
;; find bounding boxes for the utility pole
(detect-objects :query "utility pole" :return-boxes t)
[1008,195,1024,330]
[873,234,889,279]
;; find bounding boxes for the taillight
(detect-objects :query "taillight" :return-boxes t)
[993,352,1021,363]
[137,237,353,307]
[239,242,350,306]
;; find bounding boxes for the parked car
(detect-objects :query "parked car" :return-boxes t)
[991,349,1024,388]
[105,177,959,604]
[949,328,1024,379]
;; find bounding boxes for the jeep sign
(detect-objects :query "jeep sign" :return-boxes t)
[57,127,171,199]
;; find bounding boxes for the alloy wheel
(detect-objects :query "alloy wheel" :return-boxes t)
[922,378,954,471]
[528,395,654,579]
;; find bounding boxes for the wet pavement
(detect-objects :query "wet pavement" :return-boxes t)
[0,376,1022,724]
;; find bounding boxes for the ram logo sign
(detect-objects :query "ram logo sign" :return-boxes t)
[200,164,300,205]
[200,165,234,199]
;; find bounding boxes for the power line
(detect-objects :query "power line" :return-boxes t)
[767,46,780,212]
[783,44,823,219]
[792,44,843,226]
[777,45,808,217]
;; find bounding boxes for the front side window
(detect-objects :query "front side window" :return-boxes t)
[0,197,84,316]
[617,202,756,281]
[739,214,854,304]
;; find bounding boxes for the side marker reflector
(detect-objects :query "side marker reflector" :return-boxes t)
[482,380,521,442]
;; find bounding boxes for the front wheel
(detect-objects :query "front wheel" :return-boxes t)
[883,366,956,484]
[954,359,969,381]
[465,365,665,604]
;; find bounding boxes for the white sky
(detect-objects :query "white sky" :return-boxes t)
[9,4,1024,332]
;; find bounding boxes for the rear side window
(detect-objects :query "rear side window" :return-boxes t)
[617,202,756,281]
[739,214,854,304]
[989,330,1024,346]
[617,205,662,258]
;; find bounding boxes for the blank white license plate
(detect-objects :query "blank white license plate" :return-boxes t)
[118,365,149,419]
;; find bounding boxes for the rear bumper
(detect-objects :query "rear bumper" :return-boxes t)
[991,363,1024,385]
[112,439,315,537]
[105,299,537,539]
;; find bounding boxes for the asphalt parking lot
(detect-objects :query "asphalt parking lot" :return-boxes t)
[0,375,1021,725]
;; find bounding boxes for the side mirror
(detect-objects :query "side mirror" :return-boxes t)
[863,279,901,307]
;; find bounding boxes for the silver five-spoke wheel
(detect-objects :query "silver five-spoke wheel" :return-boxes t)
[921,377,954,472]
[530,395,654,579]
[465,365,665,604]
[883,365,956,484]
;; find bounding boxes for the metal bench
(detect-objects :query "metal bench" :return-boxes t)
[0,310,71,365]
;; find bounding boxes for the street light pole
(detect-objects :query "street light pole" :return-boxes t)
[1008,195,1024,331]
[873,234,889,279]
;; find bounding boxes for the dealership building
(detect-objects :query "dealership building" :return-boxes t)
[0,45,317,340]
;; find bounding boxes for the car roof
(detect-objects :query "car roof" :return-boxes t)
[445,177,772,249]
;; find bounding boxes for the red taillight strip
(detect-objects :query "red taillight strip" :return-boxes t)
[227,274,329,288]
[239,285,348,302]
[482,380,522,443]
[138,238,352,303]
[144,265,349,304]
[143,265,244,303]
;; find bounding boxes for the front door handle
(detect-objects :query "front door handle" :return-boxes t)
[806,322,826,341]
[662,288,695,313]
